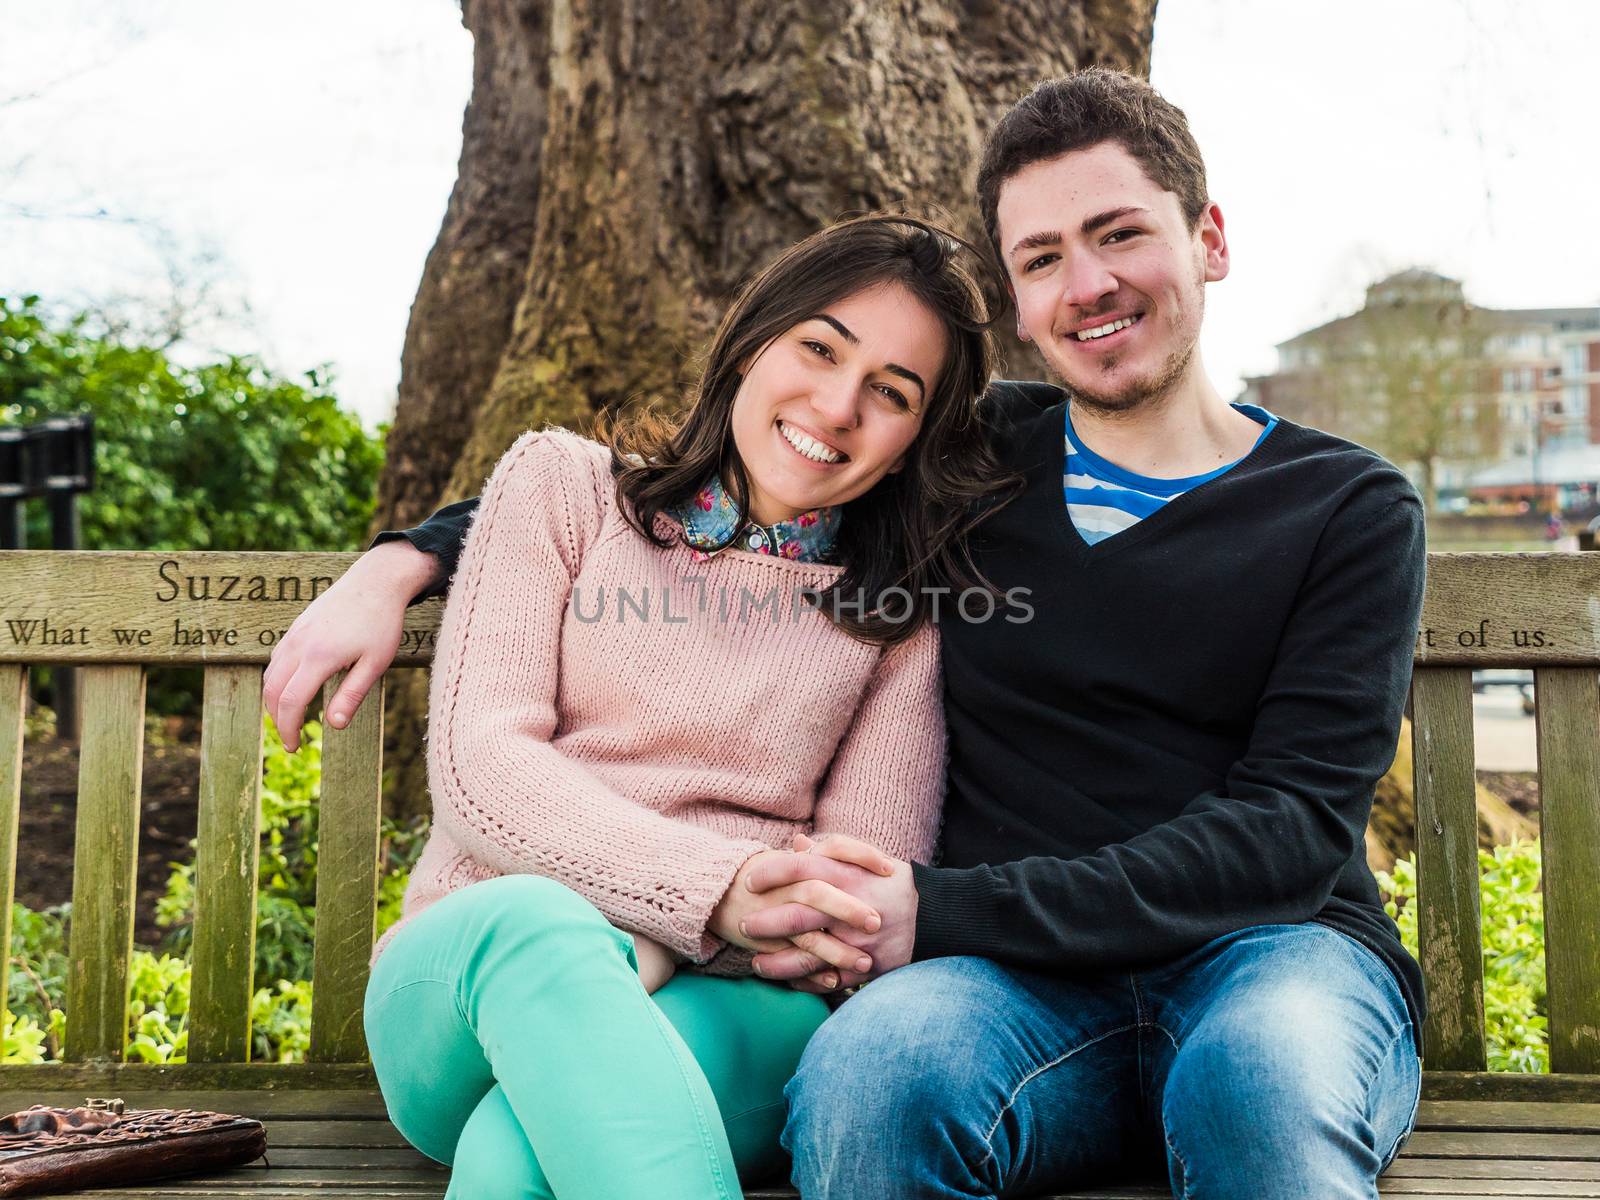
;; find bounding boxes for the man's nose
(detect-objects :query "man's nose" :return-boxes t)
[1061,257,1118,311]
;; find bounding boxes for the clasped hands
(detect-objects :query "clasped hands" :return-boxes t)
[707,833,917,993]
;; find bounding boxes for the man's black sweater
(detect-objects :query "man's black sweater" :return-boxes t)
[379,381,1428,1046]
[911,382,1427,1045]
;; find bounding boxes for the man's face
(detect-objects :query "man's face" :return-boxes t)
[996,140,1227,414]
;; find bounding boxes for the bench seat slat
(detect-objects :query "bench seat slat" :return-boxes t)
[190,666,266,1063]
[0,1091,1589,1196]
[1534,667,1600,1075]
[310,669,384,1063]
[1411,667,1487,1071]
[1386,1159,1600,1180]
[65,664,146,1062]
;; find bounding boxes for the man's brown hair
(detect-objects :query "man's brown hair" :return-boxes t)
[976,68,1209,268]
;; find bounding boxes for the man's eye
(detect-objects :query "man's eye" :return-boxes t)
[802,339,834,361]
[1104,228,1139,244]
[1023,254,1058,273]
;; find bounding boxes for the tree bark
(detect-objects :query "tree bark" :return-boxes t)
[373,0,550,534]
[372,0,1157,818]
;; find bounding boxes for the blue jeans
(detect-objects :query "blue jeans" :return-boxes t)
[783,924,1421,1199]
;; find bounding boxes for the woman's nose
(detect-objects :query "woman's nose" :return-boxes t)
[810,377,861,431]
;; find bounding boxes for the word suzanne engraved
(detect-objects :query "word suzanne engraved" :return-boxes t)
[1,560,430,657]
[155,560,335,604]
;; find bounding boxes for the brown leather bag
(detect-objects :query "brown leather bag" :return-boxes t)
[0,1099,267,1196]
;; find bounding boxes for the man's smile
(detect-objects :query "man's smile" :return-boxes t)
[1063,312,1145,352]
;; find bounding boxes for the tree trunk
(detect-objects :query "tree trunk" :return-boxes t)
[373,0,1157,818]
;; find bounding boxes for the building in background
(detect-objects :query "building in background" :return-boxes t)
[1242,271,1600,513]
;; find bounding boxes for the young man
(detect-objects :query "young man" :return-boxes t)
[267,70,1425,1198]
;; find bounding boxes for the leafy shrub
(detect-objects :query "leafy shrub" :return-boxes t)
[1,294,387,717]
[1377,839,1547,1072]
[125,953,190,1063]
[0,295,384,555]
[158,714,424,982]
[5,716,426,1065]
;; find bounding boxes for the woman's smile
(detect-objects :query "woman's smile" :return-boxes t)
[776,418,849,466]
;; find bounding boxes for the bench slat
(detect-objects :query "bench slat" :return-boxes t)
[309,668,384,1063]
[0,665,24,1028]
[65,664,146,1061]
[1411,668,1487,1071]
[1535,668,1600,1075]
[190,666,266,1063]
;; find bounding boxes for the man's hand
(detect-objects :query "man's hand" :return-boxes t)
[709,849,886,982]
[745,833,918,989]
[263,540,439,752]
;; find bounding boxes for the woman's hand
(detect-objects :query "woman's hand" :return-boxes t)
[631,933,677,994]
[780,832,903,995]
[709,849,886,980]
[263,540,440,751]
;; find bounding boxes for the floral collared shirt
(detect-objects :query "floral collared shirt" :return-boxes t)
[671,475,841,564]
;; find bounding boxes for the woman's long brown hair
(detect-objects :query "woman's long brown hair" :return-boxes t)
[599,213,1022,647]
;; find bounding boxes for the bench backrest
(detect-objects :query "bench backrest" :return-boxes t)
[1,551,1597,1075]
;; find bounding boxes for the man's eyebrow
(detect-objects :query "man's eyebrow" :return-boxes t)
[1009,208,1153,258]
[1009,230,1061,257]
[1080,205,1149,236]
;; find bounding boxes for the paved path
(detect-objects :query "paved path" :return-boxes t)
[1473,690,1537,772]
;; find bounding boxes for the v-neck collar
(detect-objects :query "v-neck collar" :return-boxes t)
[1045,398,1289,561]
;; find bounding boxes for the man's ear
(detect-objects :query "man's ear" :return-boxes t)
[1006,282,1033,342]
[1199,202,1229,283]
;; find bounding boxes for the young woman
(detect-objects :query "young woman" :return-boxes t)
[282,215,1012,1199]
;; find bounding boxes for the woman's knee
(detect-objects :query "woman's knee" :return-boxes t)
[453,873,615,930]
[435,874,635,970]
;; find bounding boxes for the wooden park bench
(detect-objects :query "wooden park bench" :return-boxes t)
[0,549,1597,1198]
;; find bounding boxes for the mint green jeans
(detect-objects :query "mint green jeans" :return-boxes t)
[363,874,829,1199]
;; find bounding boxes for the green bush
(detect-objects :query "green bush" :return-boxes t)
[3,716,427,1065]
[1,294,387,717]
[0,295,385,555]
[1377,839,1548,1072]
[158,714,426,983]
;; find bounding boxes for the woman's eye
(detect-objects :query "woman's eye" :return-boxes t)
[802,339,834,361]
[874,384,910,408]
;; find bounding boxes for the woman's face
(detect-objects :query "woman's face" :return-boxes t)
[729,281,948,526]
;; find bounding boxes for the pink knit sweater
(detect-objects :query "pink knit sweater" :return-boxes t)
[372,430,946,971]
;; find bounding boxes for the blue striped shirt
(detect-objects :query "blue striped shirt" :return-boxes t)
[1064,403,1278,545]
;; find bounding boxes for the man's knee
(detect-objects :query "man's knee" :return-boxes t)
[782,959,1015,1196]
[1160,986,1409,1198]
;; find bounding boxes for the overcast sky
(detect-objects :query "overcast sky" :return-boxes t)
[3,1,1596,431]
